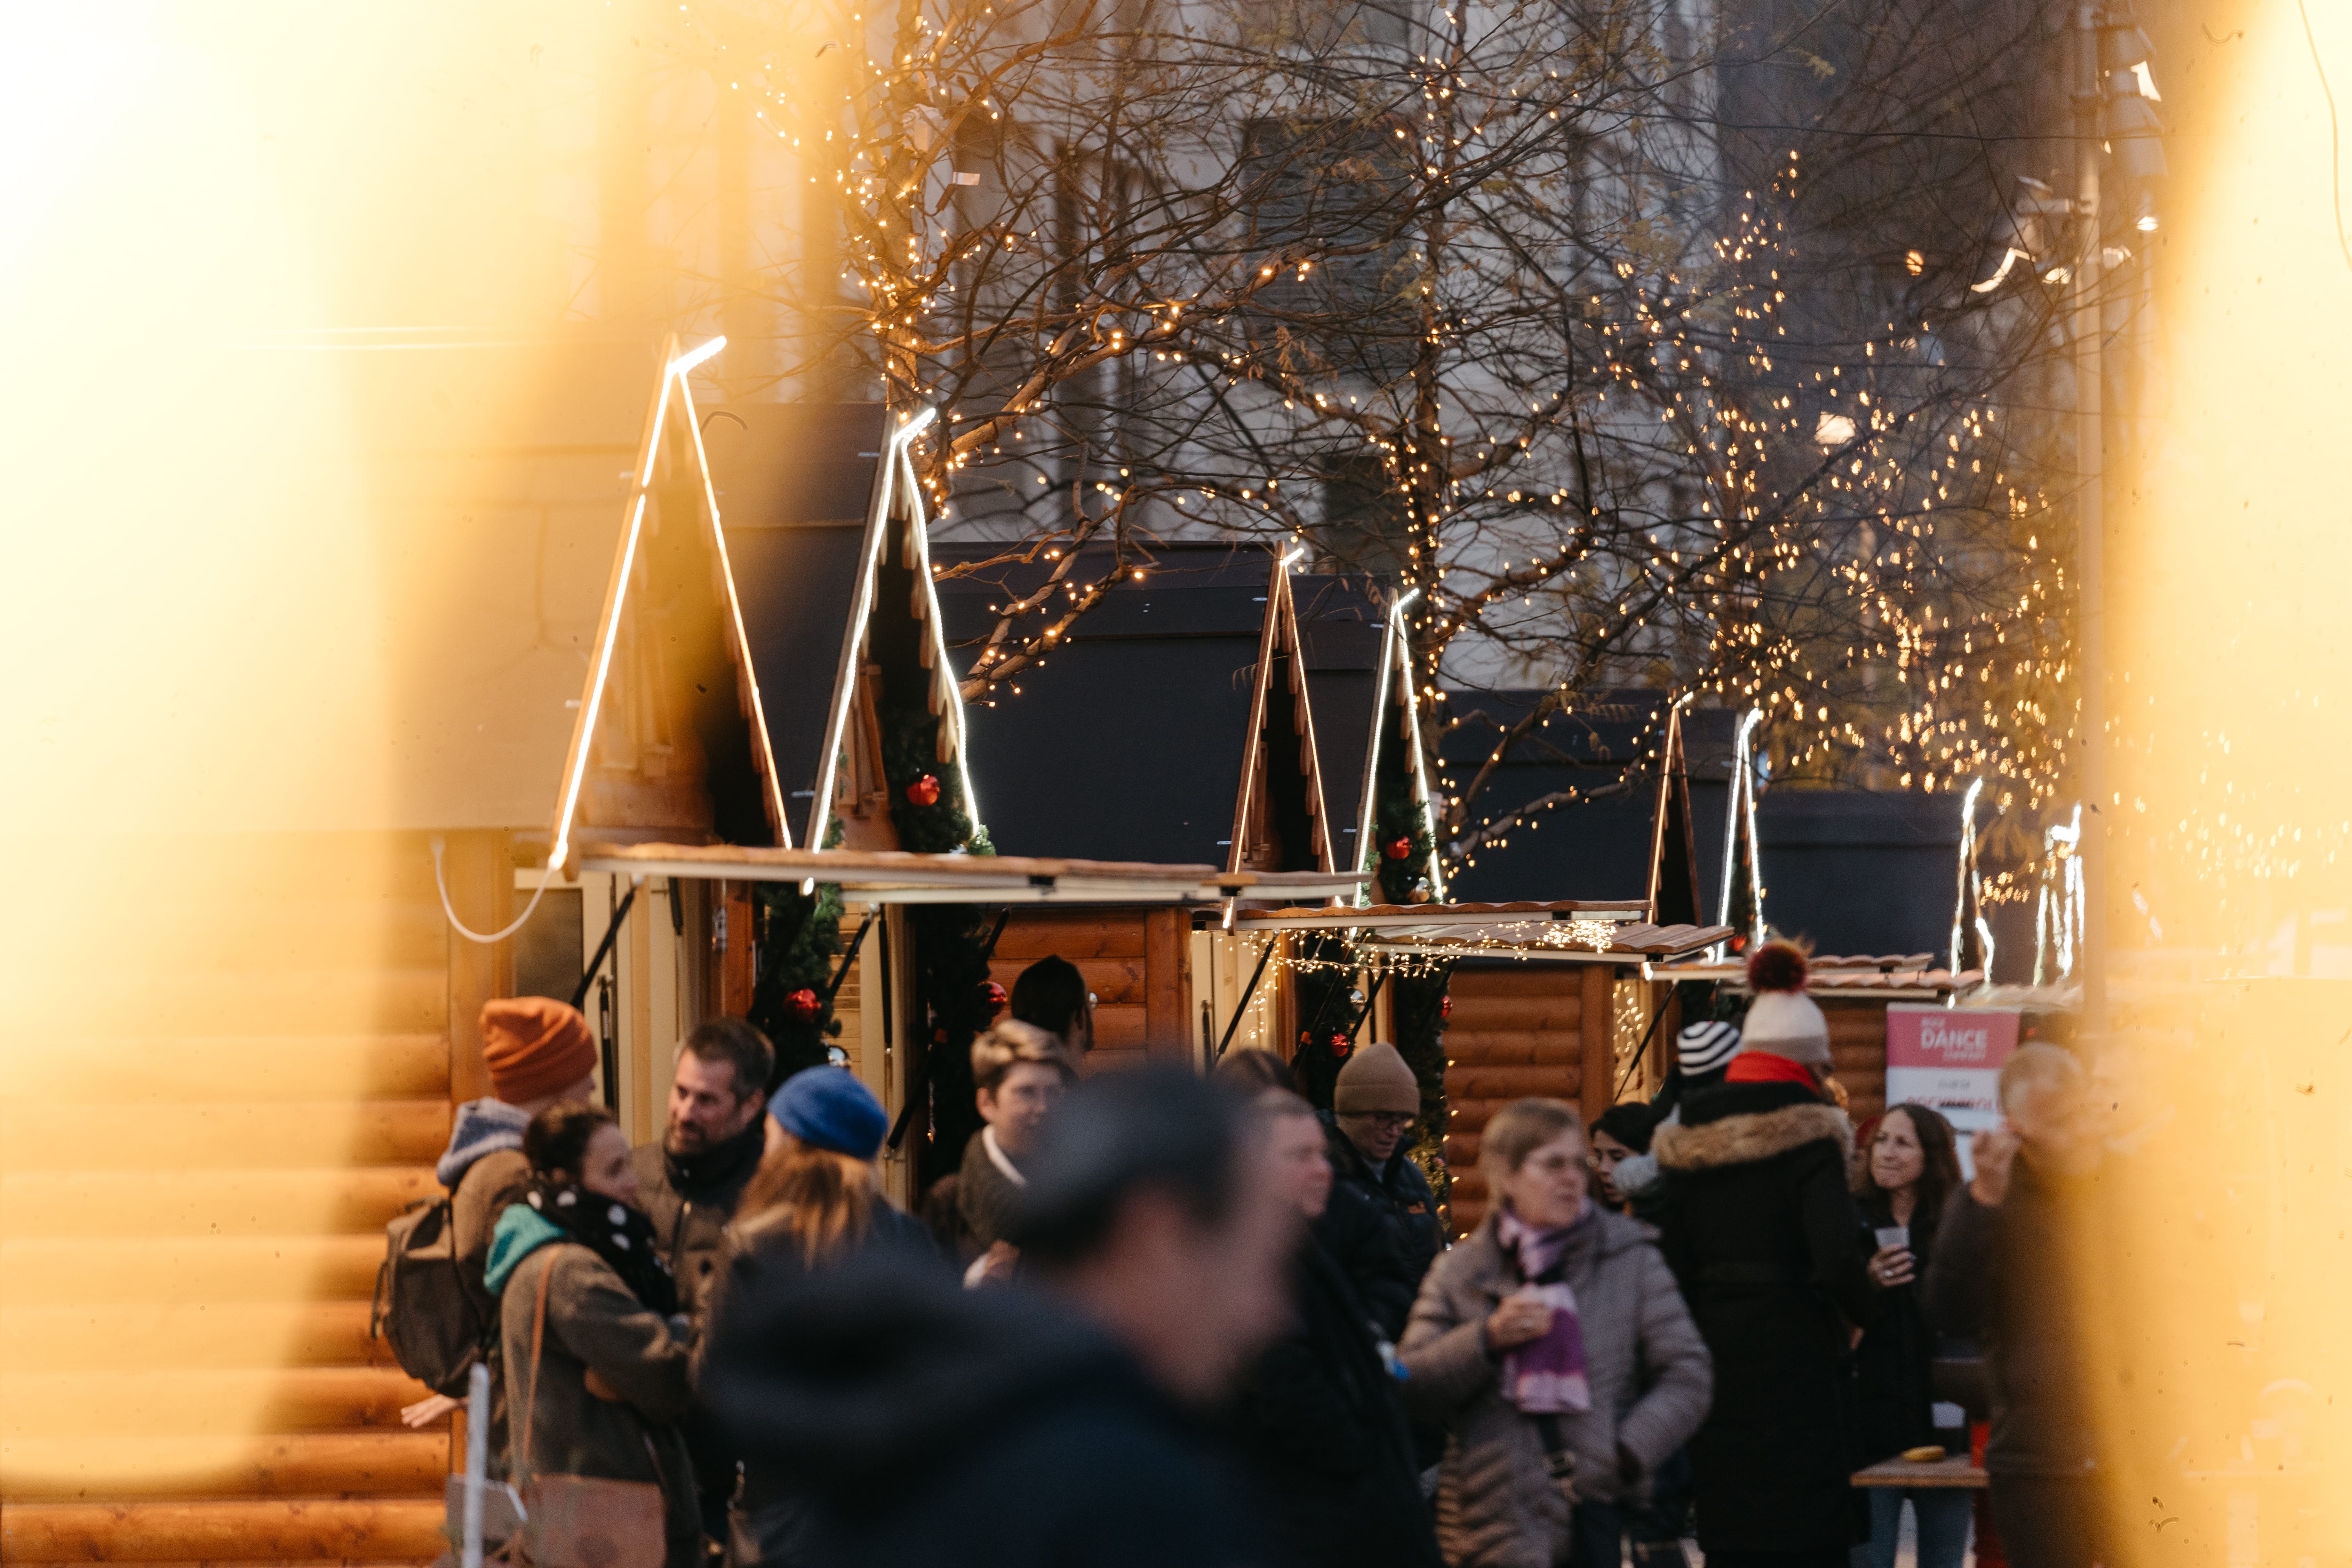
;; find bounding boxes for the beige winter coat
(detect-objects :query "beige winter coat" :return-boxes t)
[1399,1208,1713,1568]
[500,1243,702,1568]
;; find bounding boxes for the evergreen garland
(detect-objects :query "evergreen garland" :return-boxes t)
[748,877,845,1087]
[878,700,999,1188]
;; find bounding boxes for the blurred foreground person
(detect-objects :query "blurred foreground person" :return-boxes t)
[1229,1091,1442,1568]
[703,1066,1294,1568]
[706,1067,945,1566]
[1924,1046,2105,1568]
[1213,1045,1298,1096]
[1850,1105,1969,1568]
[1402,1098,1711,1568]
[1654,944,1875,1568]
[488,1102,699,1568]
[1319,1041,1442,1343]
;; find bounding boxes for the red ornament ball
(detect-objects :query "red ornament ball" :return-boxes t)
[1439,993,1453,1021]
[906,773,942,807]
[981,980,1009,1015]
[1329,1031,1353,1059]
[1383,836,1413,861]
[784,987,822,1024]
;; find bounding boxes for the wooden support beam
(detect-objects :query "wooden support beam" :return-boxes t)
[1579,963,1616,1124]
[442,831,513,1105]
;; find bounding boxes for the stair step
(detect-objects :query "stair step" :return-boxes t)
[2,1169,439,1238]
[0,1303,394,1371]
[0,1036,449,1105]
[1,1434,448,1500]
[0,1368,433,1436]
[0,1101,451,1171]
[0,970,447,1037]
[0,1499,446,1561]
[0,1235,392,1306]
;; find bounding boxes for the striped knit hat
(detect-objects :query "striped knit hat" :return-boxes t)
[1675,1020,1743,1076]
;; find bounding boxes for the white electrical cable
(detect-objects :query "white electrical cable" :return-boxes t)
[434,836,562,945]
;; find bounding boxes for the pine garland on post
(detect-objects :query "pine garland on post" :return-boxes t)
[878,700,1000,1188]
[1363,766,1450,1203]
[748,877,845,1086]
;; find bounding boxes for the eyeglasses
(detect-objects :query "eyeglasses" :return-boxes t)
[1345,1112,1419,1132]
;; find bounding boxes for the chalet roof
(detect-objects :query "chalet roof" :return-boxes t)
[703,404,890,812]
[548,337,789,869]
[575,840,1363,906]
[1656,953,1984,997]
[1225,898,1725,965]
[932,542,1278,866]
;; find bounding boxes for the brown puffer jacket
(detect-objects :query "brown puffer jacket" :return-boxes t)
[1398,1208,1712,1568]
[500,1243,702,1568]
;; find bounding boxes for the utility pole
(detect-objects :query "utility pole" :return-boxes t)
[2072,0,2108,1035]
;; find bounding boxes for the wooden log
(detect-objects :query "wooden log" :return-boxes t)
[1450,967,1579,998]
[1439,1034,1580,1068]
[0,1303,390,1373]
[991,913,1149,961]
[1,1169,440,1238]
[1440,995,1581,1033]
[0,1434,448,1500]
[987,956,1146,1008]
[0,1500,446,1561]
[0,1235,391,1307]
[1089,1005,1147,1053]
[1445,1065,1580,1103]
[0,1368,432,1436]
[0,1101,451,1171]
[0,1035,449,1106]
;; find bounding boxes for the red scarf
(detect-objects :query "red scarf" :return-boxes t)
[1724,1052,1818,1089]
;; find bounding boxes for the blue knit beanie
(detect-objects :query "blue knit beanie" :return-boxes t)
[767,1067,888,1159]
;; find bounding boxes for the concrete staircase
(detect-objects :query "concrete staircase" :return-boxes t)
[1,836,456,1566]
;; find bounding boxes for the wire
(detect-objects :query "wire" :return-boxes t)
[434,836,561,945]
[2298,0,2352,277]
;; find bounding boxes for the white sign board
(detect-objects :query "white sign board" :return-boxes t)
[1883,1003,2020,1174]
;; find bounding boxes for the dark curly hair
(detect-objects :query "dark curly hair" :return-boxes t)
[1852,1102,1963,1254]
[523,1100,615,1179]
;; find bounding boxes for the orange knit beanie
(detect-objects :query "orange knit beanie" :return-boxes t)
[481,996,597,1104]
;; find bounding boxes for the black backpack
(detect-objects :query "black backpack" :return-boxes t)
[372,1195,494,1396]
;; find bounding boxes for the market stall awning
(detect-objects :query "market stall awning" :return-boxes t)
[573,841,1367,906]
[1655,952,1982,998]
[1225,900,1731,964]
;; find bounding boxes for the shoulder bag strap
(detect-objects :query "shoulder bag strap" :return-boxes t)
[519,1254,553,1472]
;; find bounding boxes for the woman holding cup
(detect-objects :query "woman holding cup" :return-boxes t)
[1850,1104,1969,1568]
[1400,1098,1711,1568]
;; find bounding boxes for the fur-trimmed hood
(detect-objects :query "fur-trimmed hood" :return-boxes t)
[1652,1098,1851,1172]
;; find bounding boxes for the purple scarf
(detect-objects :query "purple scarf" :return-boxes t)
[1494,1203,1594,1414]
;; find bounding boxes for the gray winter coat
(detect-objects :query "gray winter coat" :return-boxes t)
[500,1243,702,1568]
[1398,1208,1712,1568]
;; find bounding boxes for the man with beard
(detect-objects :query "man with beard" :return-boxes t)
[631,1016,775,1554]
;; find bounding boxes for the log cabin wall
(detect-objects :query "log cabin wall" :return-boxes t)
[990,908,1194,1070]
[1828,998,1891,1128]
[1440,963,1625,1235]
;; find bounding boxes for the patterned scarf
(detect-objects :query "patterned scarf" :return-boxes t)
[1494,1202,1593,1414]
[511,1176,679,1317]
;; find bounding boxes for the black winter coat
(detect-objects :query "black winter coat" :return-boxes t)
[1851,1191,1957,1464]
[1653,1080,1877,1558]
[1228,1236,1443,1568]
[702,1249,1269,1568]
[630,1121,765,1326]
[1921,1160,2099,1478]
[1314,1113,1442,1343]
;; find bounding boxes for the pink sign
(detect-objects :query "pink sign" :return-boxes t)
[1883,1004,2020,1125]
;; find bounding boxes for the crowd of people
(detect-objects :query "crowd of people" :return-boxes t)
[401,941,2113,1568]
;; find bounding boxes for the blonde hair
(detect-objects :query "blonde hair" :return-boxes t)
[1477,1097,1584,1186]
[970,1019,1076,1094]
[1998,1043,2084,1114]
[736,1138,879,1265]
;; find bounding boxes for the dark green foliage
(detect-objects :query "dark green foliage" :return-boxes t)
[1365,790,1433,907]
[748,881,845,1088]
